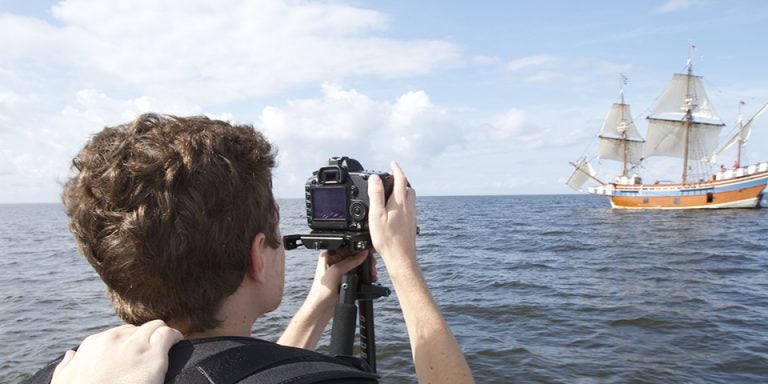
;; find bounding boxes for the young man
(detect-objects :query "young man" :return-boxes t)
[29,113,474,383]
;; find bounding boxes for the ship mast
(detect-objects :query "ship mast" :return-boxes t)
[644,48,726,184]
[681,57,694,184]
[596,74,644,181]
[716,101,768,166]
[736,102,744,167]
[619,75,629,177]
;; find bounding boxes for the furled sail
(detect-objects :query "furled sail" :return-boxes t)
[644,73,724,159]
[598,103,645,165]
[566,159,597,192]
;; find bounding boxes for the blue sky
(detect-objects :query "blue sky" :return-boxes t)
[2,0,768,202]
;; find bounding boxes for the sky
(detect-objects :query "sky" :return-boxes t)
[2,0,768,202]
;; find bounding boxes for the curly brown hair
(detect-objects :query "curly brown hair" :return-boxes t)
[62,113,280,332]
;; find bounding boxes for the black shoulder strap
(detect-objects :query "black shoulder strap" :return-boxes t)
[23,353,63,384]
[23,338,379,384]
[166,337,379,384]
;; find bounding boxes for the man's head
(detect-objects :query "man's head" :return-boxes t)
[63,113,280,333]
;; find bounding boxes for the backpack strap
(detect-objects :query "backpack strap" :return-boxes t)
[23,353,64,384]
[24,337,379,384]
[166,337,379,384]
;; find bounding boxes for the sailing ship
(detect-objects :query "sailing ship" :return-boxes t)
[567,57,768,209]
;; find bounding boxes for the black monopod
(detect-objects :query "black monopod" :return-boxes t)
[329,253,390,372]
[283,234,391,373]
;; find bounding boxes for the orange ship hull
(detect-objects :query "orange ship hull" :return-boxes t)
[589,167,768,210]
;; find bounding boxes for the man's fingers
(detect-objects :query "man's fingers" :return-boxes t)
[369,254,378,282]
[368,174,385,217]
[390,161,408,204]
[133,320,169,343]
[329,250,369,274]
[149,325,183,350]
[128,320,183,349]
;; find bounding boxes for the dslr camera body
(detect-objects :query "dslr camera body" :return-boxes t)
[283,156,393,252]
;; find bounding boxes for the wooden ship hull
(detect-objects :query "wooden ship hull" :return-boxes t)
[588,163,768,209]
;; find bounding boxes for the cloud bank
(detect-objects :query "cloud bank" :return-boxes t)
[0,1,617,202]
[256,83,469,195]
[0,0,467,201]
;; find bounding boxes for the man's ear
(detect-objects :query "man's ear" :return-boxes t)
[248,233,267,283]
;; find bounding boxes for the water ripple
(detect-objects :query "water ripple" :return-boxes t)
[3,198,768,383]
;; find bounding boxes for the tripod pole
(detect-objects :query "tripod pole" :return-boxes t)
[358,259,377,372]
[329,272,358,358]
[329,257,390,372]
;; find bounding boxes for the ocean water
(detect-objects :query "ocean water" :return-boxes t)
[2,195,768,383]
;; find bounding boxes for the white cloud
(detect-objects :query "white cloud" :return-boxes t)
[487,109,526,140]
[254,85,582,197]
[0,83,559,199]
[0,88,207,202]
[503,55,566,84]
[506,55,556,71]
[0,91,26,107]
[440,106,563,162]
[654,0,705,14]
[500,54,632,91]
[0,0,465,202]
[389,91,465,158]
[526,71,561,83]
[0,0,459,106]
[257,84,467,197]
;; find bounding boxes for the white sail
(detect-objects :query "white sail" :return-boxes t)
[645,73,724,159]
[648,73,723,124]
[566,159,597,191]
[645,119,723,159]
[598,103,645,165]
[718,102,768,154]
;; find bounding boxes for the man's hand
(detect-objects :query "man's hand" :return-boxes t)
[279,249,372,350]
[367,161,475,384]
[367,161,418,276]
[51,320,182,384]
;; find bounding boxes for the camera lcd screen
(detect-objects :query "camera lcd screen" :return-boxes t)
[312,187,346,220]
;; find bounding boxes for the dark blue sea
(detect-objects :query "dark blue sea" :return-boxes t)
[2,195,768,383]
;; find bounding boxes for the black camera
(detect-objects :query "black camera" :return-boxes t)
[283,156,393,252]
